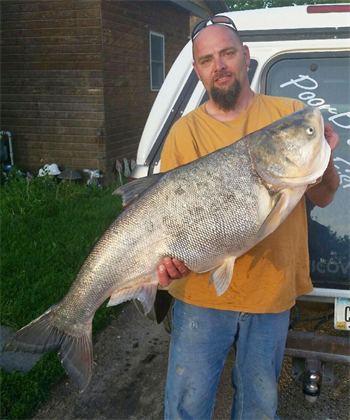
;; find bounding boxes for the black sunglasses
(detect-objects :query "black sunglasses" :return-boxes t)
[191,16,238,41]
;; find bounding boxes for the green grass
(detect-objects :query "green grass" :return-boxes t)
[0,170,124,419]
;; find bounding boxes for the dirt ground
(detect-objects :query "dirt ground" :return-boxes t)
[32,301,350,420]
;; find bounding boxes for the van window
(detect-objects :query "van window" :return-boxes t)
[263,53,350,289]
[150,32,165,91]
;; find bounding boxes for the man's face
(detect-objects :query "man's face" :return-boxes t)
[192,25,250,111]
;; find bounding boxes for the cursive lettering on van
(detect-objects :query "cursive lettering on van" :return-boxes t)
[328,112,350,130]
[334,157,350,188]
[279,74,346,120]
[280,75,318,90]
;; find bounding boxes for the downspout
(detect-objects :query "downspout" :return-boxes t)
[0,131,14,166]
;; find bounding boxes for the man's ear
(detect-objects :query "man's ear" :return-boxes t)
[243,45,251,69]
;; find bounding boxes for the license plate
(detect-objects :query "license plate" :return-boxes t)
[334,298,350,330]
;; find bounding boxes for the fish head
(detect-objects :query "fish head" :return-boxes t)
[248,106,331,189]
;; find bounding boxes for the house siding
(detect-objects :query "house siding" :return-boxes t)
[0,0,191,178]
[1,0,106,173]
[101,0,190,177]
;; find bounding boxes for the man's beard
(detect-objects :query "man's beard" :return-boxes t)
[210,77,241,111]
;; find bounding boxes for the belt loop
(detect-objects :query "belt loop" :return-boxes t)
[239,312,249,321]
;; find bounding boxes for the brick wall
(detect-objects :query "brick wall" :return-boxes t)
[1,0,106,175]
[101,0,190,177]
[0,0,190,179]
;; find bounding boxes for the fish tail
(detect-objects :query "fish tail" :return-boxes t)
[4,308,93,392]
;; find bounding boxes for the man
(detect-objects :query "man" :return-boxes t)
[157,17,340,420]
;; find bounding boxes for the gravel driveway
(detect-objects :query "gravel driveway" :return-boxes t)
[32,301,349,420]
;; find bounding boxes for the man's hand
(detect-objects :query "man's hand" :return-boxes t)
[157,257,191,287]
[324,122,340,151]
[306,122,340,208]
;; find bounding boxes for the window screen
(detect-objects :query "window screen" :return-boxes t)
[264,53,350,289]
[150,32,165,91]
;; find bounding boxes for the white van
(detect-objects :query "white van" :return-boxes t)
[132,4,350,399]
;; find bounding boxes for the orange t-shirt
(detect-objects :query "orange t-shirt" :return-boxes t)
[160,94,313,313]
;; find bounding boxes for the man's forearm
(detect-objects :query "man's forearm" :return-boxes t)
[306,154,340,208]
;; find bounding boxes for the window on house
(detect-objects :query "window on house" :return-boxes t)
[150,32,165,91]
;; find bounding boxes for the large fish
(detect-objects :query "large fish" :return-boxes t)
[5,106,331,391]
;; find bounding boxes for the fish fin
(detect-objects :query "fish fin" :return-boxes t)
[112,174,164,206]
[136,283,159,314]
[107,282,158,315]
[256,188,305,242]
[4,308,93,392]
[59,332,92,393]
[209,257,236,296]
[255,193,284,242]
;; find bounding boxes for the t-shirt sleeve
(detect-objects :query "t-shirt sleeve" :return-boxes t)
[294,99,306,111]
[278,97,305,112]
[160,117,201,172]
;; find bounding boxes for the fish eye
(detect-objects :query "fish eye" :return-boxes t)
[306,126,314,135]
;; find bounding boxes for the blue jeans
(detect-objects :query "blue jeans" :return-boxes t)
[164,299,290,420]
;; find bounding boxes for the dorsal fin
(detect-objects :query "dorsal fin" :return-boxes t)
[112,173,163,206]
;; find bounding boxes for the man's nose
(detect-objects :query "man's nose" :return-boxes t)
[214,56,227,71]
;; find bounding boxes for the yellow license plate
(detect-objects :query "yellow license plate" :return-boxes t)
[334,298,350,330]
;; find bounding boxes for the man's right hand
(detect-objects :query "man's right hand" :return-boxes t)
[157,257,191,287]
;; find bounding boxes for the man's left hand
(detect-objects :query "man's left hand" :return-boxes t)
[157,257,191,287]
[324,122,339,151]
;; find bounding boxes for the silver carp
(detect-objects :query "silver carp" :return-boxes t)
[5,106,331,390]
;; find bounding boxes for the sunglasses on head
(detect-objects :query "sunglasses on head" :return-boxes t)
[191,16,238,41]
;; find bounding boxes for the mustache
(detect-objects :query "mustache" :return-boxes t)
[214,71,233,82]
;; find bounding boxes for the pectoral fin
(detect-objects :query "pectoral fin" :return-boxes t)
[256,188,305,243]
[209,257,236,296]
[255,193,284,242]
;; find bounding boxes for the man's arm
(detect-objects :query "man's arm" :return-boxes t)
[306,123,340,208]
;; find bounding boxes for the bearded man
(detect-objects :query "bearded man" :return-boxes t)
[157,17,339,420]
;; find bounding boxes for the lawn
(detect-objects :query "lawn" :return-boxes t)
[0,170,124,419]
